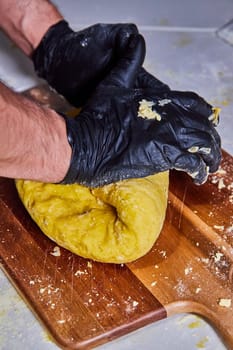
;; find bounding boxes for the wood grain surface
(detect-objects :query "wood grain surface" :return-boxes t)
[0,86,232,349]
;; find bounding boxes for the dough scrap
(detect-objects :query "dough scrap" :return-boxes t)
[15,172,169,263]
[138,99,161,120]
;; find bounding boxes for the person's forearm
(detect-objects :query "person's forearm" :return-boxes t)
[0,0,63,55]
[0,82,71,182]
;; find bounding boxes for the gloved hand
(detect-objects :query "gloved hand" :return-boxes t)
[60,36,221,187]
[32,20,162,106]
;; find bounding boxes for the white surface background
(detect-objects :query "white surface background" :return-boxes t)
[0,1,233,349]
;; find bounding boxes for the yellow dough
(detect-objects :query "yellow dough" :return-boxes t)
[15,172,169,263]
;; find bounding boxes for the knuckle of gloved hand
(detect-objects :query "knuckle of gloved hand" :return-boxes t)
[185,92,212,117]
[170,91,212,117]
[190,165,206,185]
[211,149,222,172]
[175,91,199,109]
[174,153,205,184]
[194,156,213,184]
[120,23,139,35]
[116,24,139,48]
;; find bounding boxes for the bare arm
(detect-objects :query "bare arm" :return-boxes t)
[0,0,63,56]
[0,81,71,182]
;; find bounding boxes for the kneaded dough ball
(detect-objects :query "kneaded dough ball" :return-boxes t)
[15,172,169,263]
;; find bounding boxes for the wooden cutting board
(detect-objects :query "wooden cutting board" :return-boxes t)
[0,86,233,350]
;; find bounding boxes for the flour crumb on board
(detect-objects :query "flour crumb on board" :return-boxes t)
[39,285,60,295]
[174,279,187,297]
[216,168,227,176]
[195,287,202,294]
[210,166,233,206]
[87,261,92,268]
[50,303,56,309]
[200,257,209,264]
[57,319,66,324]
[210,166,227,189]
[226,225,233,234]
[218,298,231,308]
[74,269,88,276]
[159,250,167,258]
[229,194,233,204]
[211,176,225,189]
[184,266,193,275]
[50,246,61,257]
[213,225,225,231]
[124,296,139,313]
[218,178,226,190]
[214,252,224,263]
[151,281,157,287]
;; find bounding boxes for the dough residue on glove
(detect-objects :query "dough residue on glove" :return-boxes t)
[138,99,161,121]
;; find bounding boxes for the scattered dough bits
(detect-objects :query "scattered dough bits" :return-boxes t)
[138,99,161,121]
[50,246,61,257]
[188,146,211,154]
[15,171,169,264]
[218,298,231,308]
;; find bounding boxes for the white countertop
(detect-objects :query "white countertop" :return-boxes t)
[0,1,233,349]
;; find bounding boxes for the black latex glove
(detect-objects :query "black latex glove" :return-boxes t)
[32,20,166,107]
[60,36,221,187]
